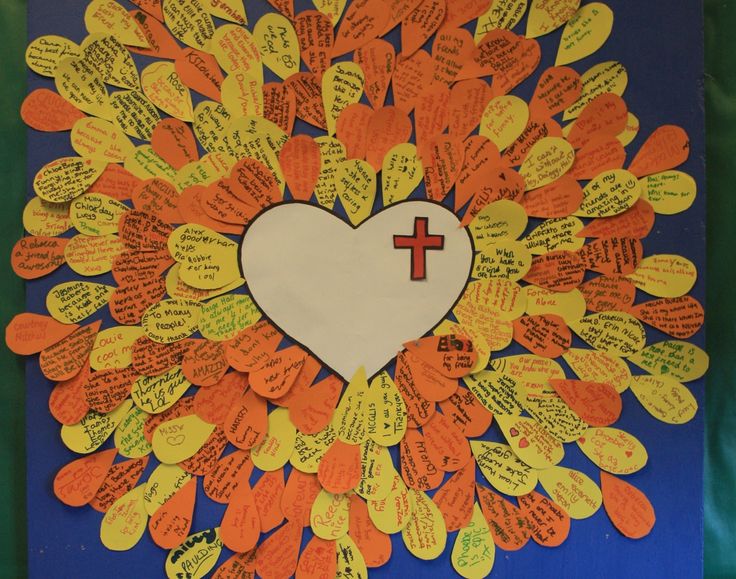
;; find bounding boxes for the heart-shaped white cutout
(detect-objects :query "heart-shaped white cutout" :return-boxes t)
[240,201,473,380]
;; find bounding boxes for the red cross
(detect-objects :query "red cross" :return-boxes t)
[393,217,445,281]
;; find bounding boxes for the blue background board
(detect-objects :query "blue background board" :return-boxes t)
[25,0,706,578]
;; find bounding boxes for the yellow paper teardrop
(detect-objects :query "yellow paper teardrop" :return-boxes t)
[538,465,602,519]
[251,407,297,471]
[70,192,129,236]
[367,371,408,447]
[523,216,585,254]
[199,294,261,341]
[253,13,300,80]
[471,441,537,496]
[61,399,133,454]
[402,490,447,560]
[100,485,149,551]
[310,489,350,540]
[577,426,648,475]
[132,366,192,415]
[556,3,614,66]
[152,414,216,465]
[46,281,114,324]
[452,503,495,579]
[527,0,580,38]
[475,0,528,41]
[323,62,365,136]
[355,439,395,501]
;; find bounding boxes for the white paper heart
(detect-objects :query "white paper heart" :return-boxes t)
[240,201,474,380]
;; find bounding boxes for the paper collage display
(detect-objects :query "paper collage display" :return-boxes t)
[10,0,707,577]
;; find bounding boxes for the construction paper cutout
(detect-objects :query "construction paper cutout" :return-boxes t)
[114,406,152,458]
[40,320,101,382]
[285,72,328,129]
[476,484,530,551]
[5,312,79,356]
[211,550,257,579]
[33,156,107,204]
[392,49,433,114]
[630,296,704,339]
[70,193,128,236]
[367,470,414,533]
[474,1,526,41]
[569,312,646,357]
[165,528,223,579]
[405,334,476,379]
[84,366,137,413]
[413,84,450,158]
[402,490,447,560]
[382,143,423,206]
[640,171,697,215]
[295,11,334,77]
[518,490,570,547]
[26,35,81,77]
[438,385,492,437]
[424,411,472,471]
[431,460,474,531]
[422,135,465,201]
[629,125,690,178]
[248,345,306,400]
[251,408,297,471]
[570,136,626,180]
[316,439,361,495]
[54,448,117,507]
[90,455,149,512]
[151,119,199,171]
[61,400,132,454]
[287,375,341,434]
[224,389,268,450]
[579,275,636,313]
[394,352,436,428]
[479,95,529,151]
[332,0,388,57]
[523,286,585,323]
[310,489,350,540]
[71,117,134,164]
[162,0,215,51]
[600,472,656,539]
[496,414,565,469]
[567,94,628,151]
[628,340,709,382]
[280,469,320,527]
[225,320,282,373]
[472,441,537,496]
[577,427,648,474]
[400,428,443,491]
[526,0,579,37]
[348,495,391,567]
[574,168,640,218]
[328,367,368,444]
[280,135,322,201]
[109,90,161,141]
[253,13,300,80]
[220,479,260,552]
[128,9,182,59]
[242,202,471,379]
[513,314,571,359]
[55,56,114,120]
[555,2,613,65]
[523,250,585,292]
[144,464,192,516]
[564,60,627,122]
[354,39,394,109]
[538,465,602,520]
[21,88,86,133]
[152,413,216,464]
[203,449,252,503]
[10,236,67,280]
[519,137,575,191]
[630,374,698,424]
[323,62,365,137]
[616,111,640,146]
[626,254,697,298]
[206,0,247,24]
[49,365,91,426]
[99,485,148,551]
[451,502,495,579]
[334,534,368,577]
[296,537,337,579]
[149,477,197,549]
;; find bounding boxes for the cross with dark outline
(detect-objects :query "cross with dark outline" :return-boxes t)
[393,216,445,281]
